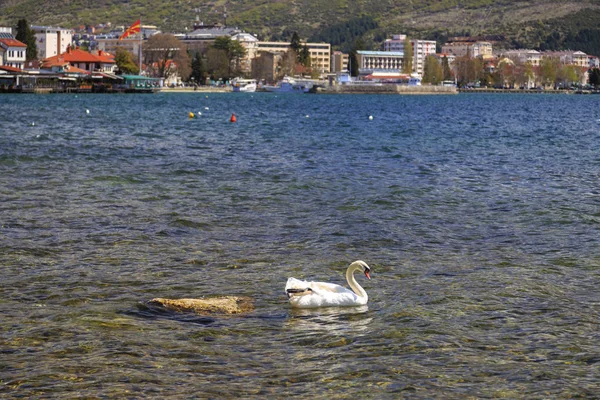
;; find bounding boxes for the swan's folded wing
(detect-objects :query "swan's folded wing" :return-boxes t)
[309,281,350,294]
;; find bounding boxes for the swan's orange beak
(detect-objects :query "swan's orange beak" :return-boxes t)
[364,270,371,280]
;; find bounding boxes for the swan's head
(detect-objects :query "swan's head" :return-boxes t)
[352,260,371,280]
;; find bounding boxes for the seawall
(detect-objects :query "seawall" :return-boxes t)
[316,84,458,95]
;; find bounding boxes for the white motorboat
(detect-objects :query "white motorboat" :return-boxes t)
[232,78,257,92]
[262,76,312,93]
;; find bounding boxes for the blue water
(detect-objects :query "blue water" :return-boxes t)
[1,92,599,397]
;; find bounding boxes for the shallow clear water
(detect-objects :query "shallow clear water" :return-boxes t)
[1,92,599,398]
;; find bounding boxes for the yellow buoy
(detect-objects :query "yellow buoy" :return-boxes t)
[189,112,195,119]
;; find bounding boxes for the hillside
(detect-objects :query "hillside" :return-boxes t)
[1,0,599,55]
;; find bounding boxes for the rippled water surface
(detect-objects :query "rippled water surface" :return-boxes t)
[1,92,599,398]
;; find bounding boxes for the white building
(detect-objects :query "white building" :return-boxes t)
[384,35,436,75]
[356,50,404,75]
[412,39,437,75]
[232,32,259,73]
[501,49,542,66]
[383,34,407,52]
[32,25,74,60]
[442,41,493,59]
[0,32,27,69]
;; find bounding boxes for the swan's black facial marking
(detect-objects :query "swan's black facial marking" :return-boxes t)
[364,266,371,280]
[286,288,313,298]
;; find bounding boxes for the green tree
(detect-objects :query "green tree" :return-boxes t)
[290,32,301,53]
[349,37,364,77]
[402,37,413,74]
[588,67,600,87]
[539,57,559,88]
[15,19,38,61]
[442,56,453,81]
[557,64,578,88]
[212,36,247,79]
[422,55,443,84]
[114,47,139,74]
[298,45,311,68]
[190,51,207,85]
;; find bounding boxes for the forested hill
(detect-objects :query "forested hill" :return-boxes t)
[1,0,599,55]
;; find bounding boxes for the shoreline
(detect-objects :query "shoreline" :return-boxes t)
[159,86,232,93]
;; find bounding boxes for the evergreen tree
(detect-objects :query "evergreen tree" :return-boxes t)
[402,37,413,74]
[349,38,364,77]
[212,36,246,79]
[15,19,38,61]
[588,68,600,88]
[190,51,207,85]
[442,56,452,81]
[290,32,301,53]
[298,45,311,68]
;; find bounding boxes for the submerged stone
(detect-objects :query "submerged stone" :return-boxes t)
[148,296,254,315]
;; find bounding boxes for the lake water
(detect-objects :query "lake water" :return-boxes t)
[1,92,599,398]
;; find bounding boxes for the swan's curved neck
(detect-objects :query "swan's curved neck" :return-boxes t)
[346,264,368,300]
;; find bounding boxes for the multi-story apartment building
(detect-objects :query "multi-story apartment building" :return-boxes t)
[384,34,436,75]
[412,39,437,75]
[256,41,331,74]
[544,50,589,67]
[442,40,493,59]
[32,25,74,60]
[331,51,349,73]
[501,49,542,66]
[383,34,406,52]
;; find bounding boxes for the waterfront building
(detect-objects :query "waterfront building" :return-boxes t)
[250,51,281,82]
[96,24,160,61]
[257,41,331,75]
[501,49,542,66]
[42,47,116,73]
[356,50,404,76]
[543,50,589,67]
[96,36,141,61]
[384,34,436,75]
[232,32,259,73]
[442,40,493,59]
[32,25,74,60]
[412,39,437,75]
[177,23,242,53]
[383,34,406,52]
[0,32,27,69]
[331,51,349,73]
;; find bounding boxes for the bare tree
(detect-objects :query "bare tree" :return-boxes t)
[143,34,191,80]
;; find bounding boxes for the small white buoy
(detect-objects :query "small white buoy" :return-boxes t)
[31,122,35,126]
[368,115,373,120]
[86,109,90,114]
[305,114,310,118]
[205,107,209,110]
[197,111,202,116]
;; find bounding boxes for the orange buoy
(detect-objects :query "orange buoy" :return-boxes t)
[230,113,237,123]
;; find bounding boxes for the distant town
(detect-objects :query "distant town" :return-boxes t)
[1,10,599,93]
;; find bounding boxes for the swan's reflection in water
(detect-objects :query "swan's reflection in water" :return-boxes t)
[285,306,372,336]
[280,307,373,384]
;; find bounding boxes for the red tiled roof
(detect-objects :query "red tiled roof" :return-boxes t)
[0,38,27,48]
[0,65,23,73]
[42,48,115,67]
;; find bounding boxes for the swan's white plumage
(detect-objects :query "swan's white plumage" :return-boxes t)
[285,260,371,308]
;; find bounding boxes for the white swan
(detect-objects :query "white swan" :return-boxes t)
[285,260,372,308]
